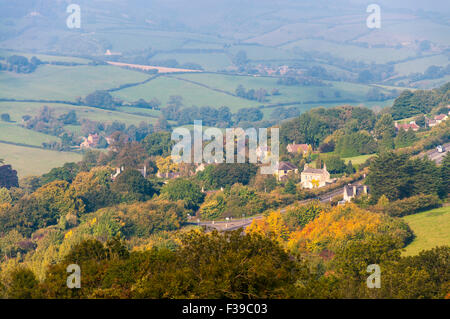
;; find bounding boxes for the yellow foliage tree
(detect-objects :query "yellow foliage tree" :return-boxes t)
[156,156,179,174]
[287,204,383,252]
[246,211,290,244]
[311,179,320,188]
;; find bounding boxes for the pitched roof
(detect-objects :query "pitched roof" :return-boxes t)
[395,122,419,130]
[302,167,325,174]
[287,143,309,153]
[435,114,447,120]
[277,161,297,171]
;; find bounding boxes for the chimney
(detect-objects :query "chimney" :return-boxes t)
[353,185,357,196]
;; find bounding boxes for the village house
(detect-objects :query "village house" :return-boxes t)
[426,114,448,127]
[279,65,289,75]
[274,161,298,181]
[394,121,420,132]
[300,163,332,189]
[427,118,437,127]
[434,114,448,124]
[80,133,100,149]
[286,143,310,155]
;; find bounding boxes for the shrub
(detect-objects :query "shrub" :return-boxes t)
[374,194,441,217]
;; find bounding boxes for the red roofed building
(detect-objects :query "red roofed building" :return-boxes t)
[394,121,420,132]
[286,143,310,155]
[434,114,448,124]
[80,134,100,149]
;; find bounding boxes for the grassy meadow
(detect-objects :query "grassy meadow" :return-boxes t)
[0,142,82,177]
[402,206,450,256]
[0,101,159,125]
[342,154,376,165]
[113,75,261,111]
[0,122,60,147]
[0,65,149,101]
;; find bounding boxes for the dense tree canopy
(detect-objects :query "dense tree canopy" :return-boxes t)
[160,179,205,211]
[198,163,258,189]
[112,169,155,202]
[390,83,449,119]
[0,165,19,189]
[366,152,441,202]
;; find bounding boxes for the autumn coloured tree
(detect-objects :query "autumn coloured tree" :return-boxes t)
[247,211,290,244]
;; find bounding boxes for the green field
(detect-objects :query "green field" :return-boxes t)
[114,72,382,112]
[0,101,159,148]
[342,154,376,165]
[356,19,450,48]
[0,122,60,147]
[0,142,82,177]
[0,64,148,101]
[394,55,449,77]
[282,39,419,64]
[0,101,159,126]
[150,52,232,71]
[176,73,394,105]
[245,22,364,46]
[95,29,226,52]
[0,49,91,64]
[229,44,297,61]
[113,75,260,111]
[402,206,450,256]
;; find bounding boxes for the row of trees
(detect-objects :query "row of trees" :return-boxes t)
[0,55,42,73]
[280,105,377,148]
[235,85,271,102]
[2,217,447,298]
[366,152,449,202]
[276,76,326,87]
[390,82,449,119]
[0,166,159,237]
[0,164,18,189]
[160,95,264,126]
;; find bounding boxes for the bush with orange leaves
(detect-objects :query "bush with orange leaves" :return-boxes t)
[287,203,412,253]
[247,203,413,254]
[246,211,290,244]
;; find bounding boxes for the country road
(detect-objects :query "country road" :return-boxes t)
[190,182,360,232]
[422,143,450,164]
[189,142,449,232]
